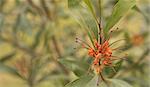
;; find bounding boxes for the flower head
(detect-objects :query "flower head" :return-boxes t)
[76,28,126,75]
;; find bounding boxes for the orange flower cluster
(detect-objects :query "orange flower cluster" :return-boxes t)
[76,37,115,74]
[75,28,125,74]
[88,40,113,73]
[88,40,112,66]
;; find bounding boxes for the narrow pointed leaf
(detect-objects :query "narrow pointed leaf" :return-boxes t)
[59,58,89,77]
[65,74,94,87]
[65,75,133,87]
[83,0,98,41]
[83,0,97,21]
[86,75,99,87]
[109,60,123,78]
[70,7,98,47]
[98,79,133,87]
[114,60,123,72]
[104,0,136,37]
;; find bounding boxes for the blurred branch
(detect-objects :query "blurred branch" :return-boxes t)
[51,36,69,74]
[131,48,149,66]
[40,0,51,20]
[117,48,149,77]
[31,16,47,49]
[0,51,16,63]
[41,27,69,75]
[51,36,62,57]
[0,37,37,57]
[27,0,44,16]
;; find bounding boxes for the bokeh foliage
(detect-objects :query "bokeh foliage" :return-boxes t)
[0,0,149,87]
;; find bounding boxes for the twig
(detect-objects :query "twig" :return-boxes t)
[116,48,149,77]
[1,37,37,57]
[40,0,51,20]
[51,35,69,74]
[27,0,44,16]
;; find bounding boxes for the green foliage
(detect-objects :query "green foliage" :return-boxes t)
[83,0,97,21]
[59,57,90,77]
[83,0,99,42]
[65,74,133,87]
[64,74,94,87]
[113,60,123,72]
[99,79,133,87]
[104,0,136,37]
[0,0,149,87]
[104,60,123,77]
[68,0,99,47]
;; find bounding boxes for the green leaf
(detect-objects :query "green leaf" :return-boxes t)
[83,0,96,21]
[84,0,98,40]
[104,0,136,37]
[110,60,123,77]
[65,75,133,87]
[65,74,94,87]
[86,75,99,87]
[70,7,98,47]
[68,75,98,87]
[86,29,95,48]
[99,79,133,87]
[104,60,123,77]
[85,16,99,42]
[59,58,89,77]
[59,58,79,71]
[68,0,80,8]
[114,60,123,72]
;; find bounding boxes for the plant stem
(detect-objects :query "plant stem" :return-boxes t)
[40,0,51,20]
[98,0,103,44]
[51,35,69,74]
[27,0,43,15]
[98,0,102,24]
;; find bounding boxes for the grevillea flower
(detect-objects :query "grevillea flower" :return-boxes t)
[76,28,126,76]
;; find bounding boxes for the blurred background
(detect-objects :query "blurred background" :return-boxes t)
[0,0,149,87]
